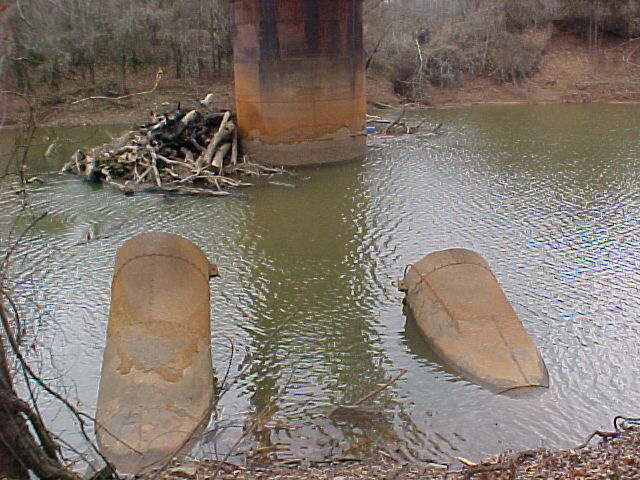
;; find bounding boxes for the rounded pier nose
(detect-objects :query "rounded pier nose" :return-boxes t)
[501,385,549,398]
[232,0,367,166]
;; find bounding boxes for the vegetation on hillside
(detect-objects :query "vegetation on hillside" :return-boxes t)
[2,0,640,105]
[365,0,640,99]
[3,0,232,95]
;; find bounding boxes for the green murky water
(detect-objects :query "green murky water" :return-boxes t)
[1,103,639,466]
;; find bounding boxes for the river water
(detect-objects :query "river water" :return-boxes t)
[1,104,639,467]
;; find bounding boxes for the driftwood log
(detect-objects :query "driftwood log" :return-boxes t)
[61,94,286,196]
[366,112,442,136]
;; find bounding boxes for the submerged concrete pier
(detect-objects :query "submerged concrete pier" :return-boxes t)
[232,0,366,166]
[95,233,215,473]
[401,248,549,393]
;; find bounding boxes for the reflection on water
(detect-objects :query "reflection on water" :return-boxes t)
[0,125,126,175]
[1,104,639,465]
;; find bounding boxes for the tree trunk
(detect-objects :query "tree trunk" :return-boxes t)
[209,29,217,74]
[89,59,96,85]
[120,47,128,94]
[172,41,183,79]
[10,27,33,94]
[0,302,82,480]
[0,328,29,479]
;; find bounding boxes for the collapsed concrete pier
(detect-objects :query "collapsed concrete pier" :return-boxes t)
[95,233,216,473]
[232,0,366,166]
[401,248,549,393]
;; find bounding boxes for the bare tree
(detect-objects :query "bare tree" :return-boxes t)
[1,7,89,471]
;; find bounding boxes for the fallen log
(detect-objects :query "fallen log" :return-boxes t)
[212,142,232,171]
[384,109,406,134]
[199,111,232,168]
[366,114,441,136]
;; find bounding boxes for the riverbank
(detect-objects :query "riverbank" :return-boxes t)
[3,33,640,129]
[151,418,640,480]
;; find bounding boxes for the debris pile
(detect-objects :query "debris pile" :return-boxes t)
[61,94,285,196]
[454,416,640,479]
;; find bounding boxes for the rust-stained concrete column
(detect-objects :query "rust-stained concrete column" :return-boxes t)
[232,0,366,166]
[401,248,548,393]
[95,233,215,473]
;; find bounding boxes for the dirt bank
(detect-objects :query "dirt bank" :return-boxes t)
[2,74,237,128]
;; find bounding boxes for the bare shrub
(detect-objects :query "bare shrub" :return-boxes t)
[488,31,550,82]
[364,0,558,100]
[505,0,554,33]
[421,42,467,87]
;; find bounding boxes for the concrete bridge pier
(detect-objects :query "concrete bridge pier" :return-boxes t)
[232,0,366,166]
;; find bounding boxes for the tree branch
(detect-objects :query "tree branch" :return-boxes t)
[71,69,163,105]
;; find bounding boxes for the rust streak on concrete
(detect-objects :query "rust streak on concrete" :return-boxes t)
[232,0,366,166]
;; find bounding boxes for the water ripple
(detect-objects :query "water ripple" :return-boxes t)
[1,104,639,464]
